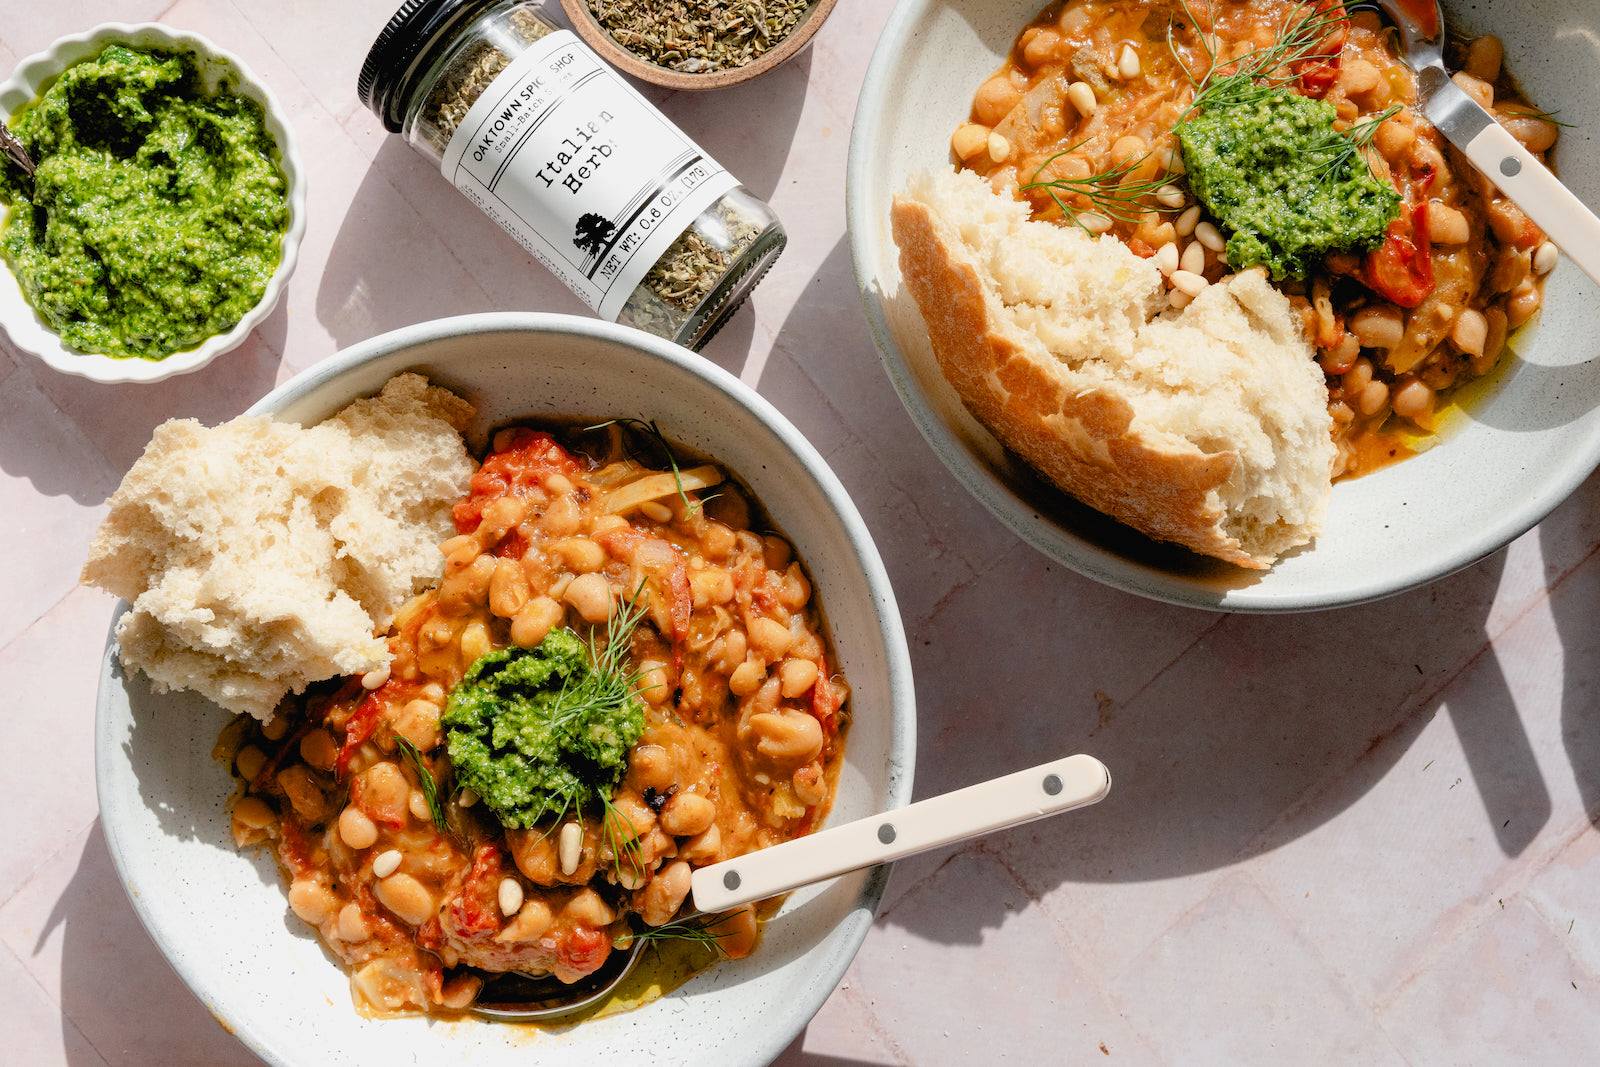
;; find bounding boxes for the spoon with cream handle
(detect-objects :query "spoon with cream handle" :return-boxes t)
[1377,0,1600,287]
[692,752,1110,912]
[472,752,1110,1020]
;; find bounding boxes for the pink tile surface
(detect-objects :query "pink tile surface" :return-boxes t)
[2,2,1600,1066]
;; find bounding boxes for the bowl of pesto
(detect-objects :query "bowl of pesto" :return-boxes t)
[0,23,305,383]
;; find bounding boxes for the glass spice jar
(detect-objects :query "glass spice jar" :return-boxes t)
[357,0,786,349]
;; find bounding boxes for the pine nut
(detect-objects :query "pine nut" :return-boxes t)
[638,500,673,523]
[1078,211,1114,233]
[1180,240,1206,276]
[1533,241,1560,276]
[559,821,582,875]
[987,131,1011,163]
[1155,184,1186,209]
[1155,241,1180,275]
[1118,44,1141,79]
[457,787,479,808]
[1169,288,1194,309]
[372,849,402,878]
[1195,220,1225,251]
[361,665,391,690]
[498,877,524,917]
[1170,269,1208,296]
[1176,204,1201,235]
[1067,80,1098,116]
[408,790,430,820]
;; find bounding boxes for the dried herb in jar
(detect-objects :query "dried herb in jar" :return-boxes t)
[617,198,763,337]
[586,0,814,73]
[417,8,551,153]
[360,0,786,349]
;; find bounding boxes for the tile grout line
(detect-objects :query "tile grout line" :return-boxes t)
[0,813,101,933]
[1,937,114,1067]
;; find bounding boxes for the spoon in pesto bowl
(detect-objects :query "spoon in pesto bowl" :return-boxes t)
[472,752,1111,1020]
[1377,0,1600,287]
[0,119,34,177]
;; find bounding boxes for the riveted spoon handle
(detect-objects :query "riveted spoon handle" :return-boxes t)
[689,753,1111,913]
[1422,74,1600,289]
[1458,118,1600,288]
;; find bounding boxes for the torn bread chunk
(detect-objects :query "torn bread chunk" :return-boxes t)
[891,167,1334,568]
[82,372,476,720]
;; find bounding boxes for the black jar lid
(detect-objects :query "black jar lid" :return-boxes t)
[358,0,499,131]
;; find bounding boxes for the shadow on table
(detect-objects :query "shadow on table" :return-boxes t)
[39,822,261,1066]
[1543,467,1600,827]
[767,235,1579,953]
[0,307,285,493]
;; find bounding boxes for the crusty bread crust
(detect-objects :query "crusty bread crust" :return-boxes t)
[890,169,1334,568]
[893,194,1247,564]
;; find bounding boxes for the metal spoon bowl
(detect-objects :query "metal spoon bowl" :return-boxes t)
[469,752,1110,1020]
[0,119,35,177]
[472,939,646,1021]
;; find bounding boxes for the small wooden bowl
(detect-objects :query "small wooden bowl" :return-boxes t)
[559,0,838,90]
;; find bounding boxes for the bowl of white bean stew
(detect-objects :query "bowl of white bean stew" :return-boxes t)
[849,0,1600,610]
[95,313,914,1066]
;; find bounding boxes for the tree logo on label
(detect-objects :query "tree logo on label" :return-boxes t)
[573,213,617,258]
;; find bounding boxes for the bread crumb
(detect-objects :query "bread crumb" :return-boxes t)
[82,373,477,721]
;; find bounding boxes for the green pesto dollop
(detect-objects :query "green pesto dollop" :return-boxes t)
[0,44,288,359]
[442,629,644,830]
[1178,77,1400,281]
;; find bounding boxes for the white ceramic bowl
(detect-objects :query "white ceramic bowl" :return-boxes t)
[95,314,915,1065]
[848,0,1600,611]
[0,23,306,384]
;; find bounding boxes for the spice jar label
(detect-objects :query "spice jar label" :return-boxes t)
[439,30,739,321]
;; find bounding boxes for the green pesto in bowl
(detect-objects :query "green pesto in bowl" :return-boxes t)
[1178,76,1401,281]
[0,43,288,360]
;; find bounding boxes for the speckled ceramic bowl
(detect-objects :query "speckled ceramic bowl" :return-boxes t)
[0,23,306,384]
[848,0,1600,611]
[94,314,914,1065]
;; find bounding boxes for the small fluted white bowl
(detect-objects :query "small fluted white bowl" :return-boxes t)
[0,23,305,383]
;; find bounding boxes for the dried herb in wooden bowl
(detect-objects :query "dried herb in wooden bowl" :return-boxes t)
[585,0,815,73]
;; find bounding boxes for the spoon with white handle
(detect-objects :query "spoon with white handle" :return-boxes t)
[692,752,1111,912]
[472,753,1110,1020]
[1377,0,1600,287]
